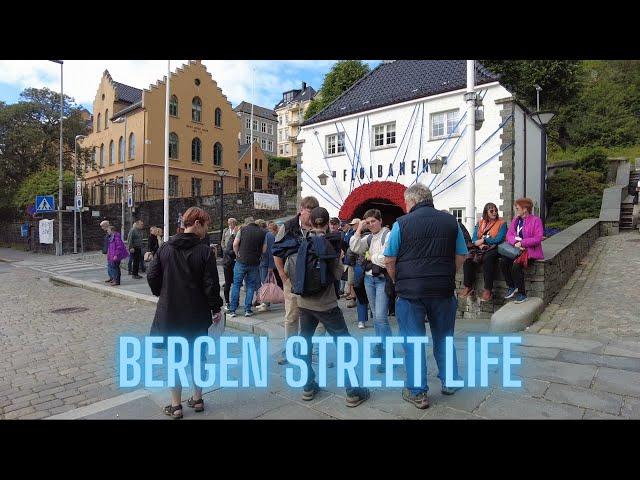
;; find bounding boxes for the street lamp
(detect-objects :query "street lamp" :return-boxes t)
[50,60,64,255]
[216,168,229,243]
[111,115,128,237]
[74,135,87,254]
[530,110,556,226]
[428,155,447,175]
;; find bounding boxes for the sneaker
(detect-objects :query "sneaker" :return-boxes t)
[302,381,320,401]
[104,279,112,283]
[402,388,430,409]
[132,275,143,279]
[441,384,463,396]
[223,305,230,312]
[358,321,366,329]
[244,310,253,317]
[256,303,269,312]
[480,289,493,302]
[514,293,528,304]
[346,299,357,308]
[504,287,518,299]
[345,387,370,407]
[459,286,474,298]
[229,311,237,318]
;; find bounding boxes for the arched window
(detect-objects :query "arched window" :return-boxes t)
[169,95,178,116]
[99,144,105,168]
[214,107,222,127]
[191,137,201,163]
[109,140,115,165]
[97,113,101,132]
[129,133,136,160]
[89,147,96,171]
[213,142,222,166]
[105,109,109,129]
[119,136,125,163]
[169,132,179,159]
[192,97,202,122]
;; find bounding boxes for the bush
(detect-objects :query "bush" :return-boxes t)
[13,168,74,209]
[575,147,608,177]
[545,169,605,229]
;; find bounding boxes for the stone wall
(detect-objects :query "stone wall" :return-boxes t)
[457,218,601,320]
[0,190,288,254]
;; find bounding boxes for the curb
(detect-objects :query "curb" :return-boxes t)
[48,274,286,340]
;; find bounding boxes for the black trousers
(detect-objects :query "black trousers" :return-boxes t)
[223,262,235,304]
[499,255,529,295]
[463,247,500,290]
[131,247,142,276]
[298,306,358,395]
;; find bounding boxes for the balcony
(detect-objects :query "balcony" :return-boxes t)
[288,134,298,142]
[289,117,300,126]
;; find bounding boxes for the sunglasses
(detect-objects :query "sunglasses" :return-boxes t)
[488,209,497,213]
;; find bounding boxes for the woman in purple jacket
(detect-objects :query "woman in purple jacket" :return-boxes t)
[499,198,544,304]
[107,226,129,286]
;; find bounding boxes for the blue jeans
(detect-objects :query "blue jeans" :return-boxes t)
[108,260,121,284]
[395,295,459,395]
[364,274,391,343]
[230,262,260,313]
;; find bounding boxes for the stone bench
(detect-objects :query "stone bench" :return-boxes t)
[490,297,544,332]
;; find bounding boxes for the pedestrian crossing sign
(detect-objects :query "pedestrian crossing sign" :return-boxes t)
[35,195,55,213]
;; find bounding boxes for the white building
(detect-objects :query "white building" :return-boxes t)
[298,60,545,227]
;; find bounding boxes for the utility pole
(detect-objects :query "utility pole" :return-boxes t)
[464,60,476,233]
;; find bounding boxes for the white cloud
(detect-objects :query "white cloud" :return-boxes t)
[0,60,336,112]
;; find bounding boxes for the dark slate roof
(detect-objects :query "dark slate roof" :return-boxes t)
[302,60,500,126]
[111,101,142,121]
[274,85,317,110]
[238,143,251,160]
[113,81,142,104]
[233,101,277,121]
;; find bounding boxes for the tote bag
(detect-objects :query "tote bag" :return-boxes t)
[257,271,285,304]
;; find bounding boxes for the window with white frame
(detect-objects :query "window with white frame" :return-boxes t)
[267,124,274,135]
[261,138,266,149]
[253,119,258,131]
[267,140,273,152]
[278,115,282,125]
[169,175,179,197]
[325,133,345,155]
[279,145,284,155]
[285,144,290,155]
[245,118,251,129]
[246,134,251,144]
[261,122,266,133]
[191,177,202,197]
[372,122,396,148]
[449,208,464,223]
[431,109,460,139]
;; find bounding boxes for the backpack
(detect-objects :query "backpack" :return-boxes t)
[292,233,339,297]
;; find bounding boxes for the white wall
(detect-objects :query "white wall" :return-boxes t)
[513,104,543,215]
[299,83,513,221]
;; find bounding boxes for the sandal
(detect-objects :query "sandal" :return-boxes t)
[187,397,204,412]
[163,404,183,419]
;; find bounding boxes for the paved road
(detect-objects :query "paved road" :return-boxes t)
[2,246,640,419]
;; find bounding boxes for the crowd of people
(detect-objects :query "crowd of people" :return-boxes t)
[98,186,544,418]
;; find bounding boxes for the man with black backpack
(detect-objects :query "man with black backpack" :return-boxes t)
[286,206,370,407]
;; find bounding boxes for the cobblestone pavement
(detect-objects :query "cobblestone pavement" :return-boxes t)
[529,230,640,340]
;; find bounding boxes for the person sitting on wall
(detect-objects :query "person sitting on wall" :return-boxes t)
[459,203,507,302]
[499,198,544,304]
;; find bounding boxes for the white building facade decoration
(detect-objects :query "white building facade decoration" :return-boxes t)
[297,61,545,226]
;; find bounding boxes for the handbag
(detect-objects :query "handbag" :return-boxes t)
[257,271,285,304]
[514,249,529,267]
[497,242,522,260]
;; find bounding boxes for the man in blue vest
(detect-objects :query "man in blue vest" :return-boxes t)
[384,184,468,409]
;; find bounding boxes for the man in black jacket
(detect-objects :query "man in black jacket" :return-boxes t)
[229,217,266,318]
[147,207,223,419]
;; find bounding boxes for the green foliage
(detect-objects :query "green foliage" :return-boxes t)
[545,169,606,228]
[575,147,609,177]
[13,168,75,209]
[304,61,370,121]
[273,166,297,196]
[0,87,90,207]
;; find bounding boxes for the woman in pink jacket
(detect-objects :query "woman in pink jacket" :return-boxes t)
[499,198,544,304]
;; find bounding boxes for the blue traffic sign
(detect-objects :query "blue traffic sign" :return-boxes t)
[35,195,55,213]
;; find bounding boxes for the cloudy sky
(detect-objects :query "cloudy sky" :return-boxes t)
[0,60,381,112]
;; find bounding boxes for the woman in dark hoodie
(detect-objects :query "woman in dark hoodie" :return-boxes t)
[147,207,224,419]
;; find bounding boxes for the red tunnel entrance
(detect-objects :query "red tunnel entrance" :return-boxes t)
[339,181,407,227]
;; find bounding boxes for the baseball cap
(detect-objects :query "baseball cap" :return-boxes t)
[348,218,361,225]
[310,207,330,227]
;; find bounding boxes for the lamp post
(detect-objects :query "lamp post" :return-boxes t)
[530,110,555,226]
[111,115,128,237]
[463,59,477,233]
[74,135,86,254]
[50,60,64,255]
[428,155,447,175]
[216,168,229,247]
[164,60,171,242]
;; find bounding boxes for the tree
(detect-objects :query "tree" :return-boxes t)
[273,166,297,196]
[0,87,90,207]
[13,167,75,209]
[304,60,370,120]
